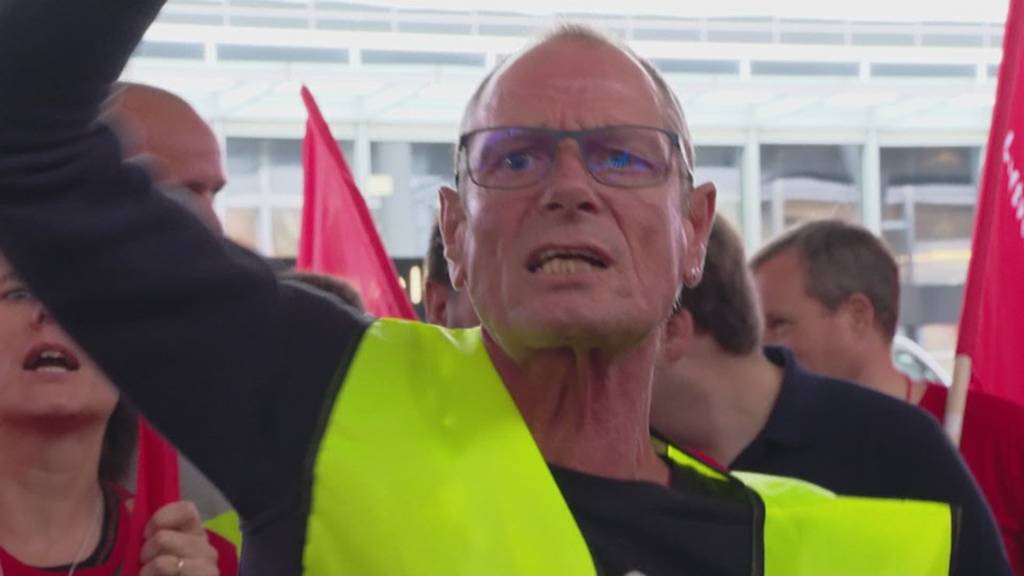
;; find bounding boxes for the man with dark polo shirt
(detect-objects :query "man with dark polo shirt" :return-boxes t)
[752,219,1024,573]
[653,218,1011,575]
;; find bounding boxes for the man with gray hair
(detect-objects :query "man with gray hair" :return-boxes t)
[654,219,1011,575]
[0,1,962,574]
[752,218,1024,573]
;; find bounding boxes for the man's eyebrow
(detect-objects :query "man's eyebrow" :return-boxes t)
[0,272,20,284]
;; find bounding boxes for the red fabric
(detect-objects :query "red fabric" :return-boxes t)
[207,531,240,576]
[0,485,236,576]
[921,384,1024,574]
[0,500,129,576]
[957,0,1024,406]
[122,418,180,574]
[686,448,727,473]
[297,86,417,320]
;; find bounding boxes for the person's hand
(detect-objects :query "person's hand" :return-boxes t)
[139,501,219,576]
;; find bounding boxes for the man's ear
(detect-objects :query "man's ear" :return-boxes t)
[423,279,449,326]
[439,185,467,290]
[662,309,697,363]
[682,181,717,278]
[842,293,876,339]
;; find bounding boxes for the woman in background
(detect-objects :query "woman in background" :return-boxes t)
[0,252,235,576]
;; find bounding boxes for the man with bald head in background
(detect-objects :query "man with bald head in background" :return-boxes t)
[106,83,236,526]
[104,83,226,233]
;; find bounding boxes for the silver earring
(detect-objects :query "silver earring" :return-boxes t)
[684,266,702,288]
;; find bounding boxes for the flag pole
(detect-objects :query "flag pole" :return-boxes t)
[945,355,971,447]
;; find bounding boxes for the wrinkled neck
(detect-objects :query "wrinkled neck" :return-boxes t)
[484,329,669,485]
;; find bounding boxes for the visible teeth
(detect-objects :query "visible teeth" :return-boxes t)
[36,365,69,373]
[41,351,65,360]
[538,257,599,274]
[539,249,596,263]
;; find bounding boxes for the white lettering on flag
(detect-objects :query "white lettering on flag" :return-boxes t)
[1002,131,1024,240]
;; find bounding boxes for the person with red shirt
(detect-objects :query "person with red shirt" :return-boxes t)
[752,219,1024,573]
[918,384,1024,573]
[0,252,237,576]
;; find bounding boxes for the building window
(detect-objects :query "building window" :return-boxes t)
[760,144,862,242]
[369,141,455,259]
[220,137,354,257]
[880,146,980,371]
[695,146,743,232]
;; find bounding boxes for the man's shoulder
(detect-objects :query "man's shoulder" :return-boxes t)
[786,368,935,432]
[755,347,941,454]
[742,358,971,501]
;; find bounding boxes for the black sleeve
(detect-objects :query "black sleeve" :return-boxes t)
[890,410,1012,576]
[0,0,370,524]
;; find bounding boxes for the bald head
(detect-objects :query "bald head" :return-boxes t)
[105,83,225,232]
[458,26,695,186]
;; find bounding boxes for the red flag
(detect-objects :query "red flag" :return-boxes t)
[298,86,417,319]
[957,0,1024,407]
[123,419,181,573]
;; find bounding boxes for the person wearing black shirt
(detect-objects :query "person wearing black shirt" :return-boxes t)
[652,219,1011,575]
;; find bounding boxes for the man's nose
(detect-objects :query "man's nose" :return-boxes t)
[540,140,601,214]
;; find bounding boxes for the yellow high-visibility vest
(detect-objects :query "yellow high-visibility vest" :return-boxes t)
[295,319,953,575]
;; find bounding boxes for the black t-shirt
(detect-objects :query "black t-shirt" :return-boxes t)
[0,1,760,574]
[733,347,1011,576]
[554,462,754,576]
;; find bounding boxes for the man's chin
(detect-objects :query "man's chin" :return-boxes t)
[502,310,653,353]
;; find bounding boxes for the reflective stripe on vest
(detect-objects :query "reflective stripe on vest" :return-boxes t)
[304,319,954,575]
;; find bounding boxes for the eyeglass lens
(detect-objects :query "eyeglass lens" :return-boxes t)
[465,127,673,189]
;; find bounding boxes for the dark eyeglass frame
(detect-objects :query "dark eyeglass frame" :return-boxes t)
[455,125,692,190]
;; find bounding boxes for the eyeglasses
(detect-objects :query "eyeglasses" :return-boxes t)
[457,125,687,190]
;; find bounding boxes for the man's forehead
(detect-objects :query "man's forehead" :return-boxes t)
[112,88,218,162]
[466,38,662,130]
[142,120,223,178]
[475,81,658,126]
[757,253,802,290]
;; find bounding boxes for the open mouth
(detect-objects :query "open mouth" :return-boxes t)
[22,344,81,373]
[528,247,610,275]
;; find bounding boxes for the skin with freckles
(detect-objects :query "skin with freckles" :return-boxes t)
[439,37,716,483]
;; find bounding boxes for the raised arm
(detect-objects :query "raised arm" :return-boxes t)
[0,0,369,524]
